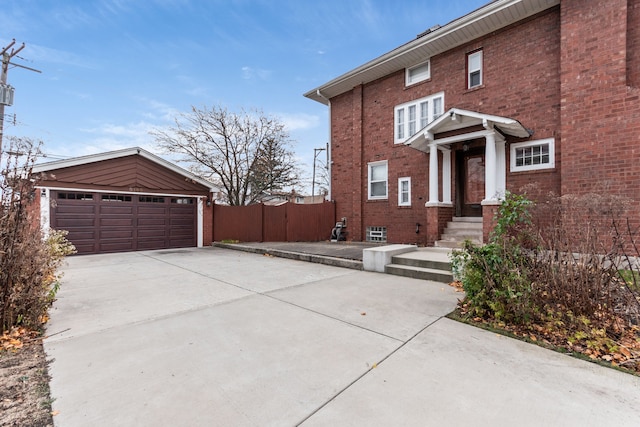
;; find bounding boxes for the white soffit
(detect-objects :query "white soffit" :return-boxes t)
[304,0,560,104]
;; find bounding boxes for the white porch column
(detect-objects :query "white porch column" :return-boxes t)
[483,131,497,202]
[197,197,204,247]
[495,137,506,199]
[427,142,439,205]
[39,187,51,239]
[441,148,452,204]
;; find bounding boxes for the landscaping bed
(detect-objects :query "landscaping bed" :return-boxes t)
[0,328,54,427]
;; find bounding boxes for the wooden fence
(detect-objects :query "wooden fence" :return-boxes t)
[213,201,336,242]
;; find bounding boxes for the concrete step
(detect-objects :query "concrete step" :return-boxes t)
[434,240,468,249]
[444,223,483,232]
[385,248,453,283]
[437,217,483,249]
[441,228,483,237]
[385,264,454,283]
[451,216,482,223]
[390,254,451,271]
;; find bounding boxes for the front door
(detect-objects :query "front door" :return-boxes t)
[456,148,484,217]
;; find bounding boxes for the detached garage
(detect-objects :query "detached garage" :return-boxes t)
[32,147,217,255]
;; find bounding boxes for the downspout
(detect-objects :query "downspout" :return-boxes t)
[316,89,332,201]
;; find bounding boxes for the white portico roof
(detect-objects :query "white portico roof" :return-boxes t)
[405,108,532,152]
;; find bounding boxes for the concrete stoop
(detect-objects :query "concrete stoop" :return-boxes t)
[363,245,454,283]
[384,248,453,283]
[435,217,483,249]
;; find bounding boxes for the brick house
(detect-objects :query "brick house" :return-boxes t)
[304,0,640,247]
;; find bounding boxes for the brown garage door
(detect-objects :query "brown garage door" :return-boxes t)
[51,191,197,254]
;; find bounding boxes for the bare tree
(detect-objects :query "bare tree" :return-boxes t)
[151,105,300,205]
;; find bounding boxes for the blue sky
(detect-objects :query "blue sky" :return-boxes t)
[2,0,488,193]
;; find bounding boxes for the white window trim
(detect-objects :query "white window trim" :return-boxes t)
[398,177,411,206]
[510,138,555,172]
[394,92,444,144]
[405,60,430,86]
[368,160,388,200]
[467,50,483,89]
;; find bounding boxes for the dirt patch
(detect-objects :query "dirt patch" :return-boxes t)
[0,333,54,427]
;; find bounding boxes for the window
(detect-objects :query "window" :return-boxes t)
[405,60,430,86]
[366,226,387,242]
[58,192,93,200]
[394,92,444,143]
[368,161,388,200]
[510,138,555,172]
[171,198,194,204]
[102,194,132,202]
[398,177,411,206]
[467,50,483,89]
[139,196,165,203]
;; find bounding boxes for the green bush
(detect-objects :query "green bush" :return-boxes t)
[451,192,535,323]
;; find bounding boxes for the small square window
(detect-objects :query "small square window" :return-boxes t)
[398,177,411,206]
[467,50,483,89]
[510,138,555,172]
[406,60,430,86]
[366,226,387,242]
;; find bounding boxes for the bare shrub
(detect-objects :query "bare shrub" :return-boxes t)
[452,190,640,367]
[0,137,75,331]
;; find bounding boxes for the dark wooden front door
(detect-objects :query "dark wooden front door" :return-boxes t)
[456,148,485,217]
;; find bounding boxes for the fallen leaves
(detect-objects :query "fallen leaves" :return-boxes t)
[1,327,39,351]
[449,280,465,293]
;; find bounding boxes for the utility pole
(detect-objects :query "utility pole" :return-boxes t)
[311,146,326,199]
[1,39,38,153]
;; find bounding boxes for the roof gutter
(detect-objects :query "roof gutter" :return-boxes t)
[316,89,332,201]
[303,0,559,104]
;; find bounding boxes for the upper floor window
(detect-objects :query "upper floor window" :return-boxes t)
[368,160,388,200]
[394,92,444,144]
[467,50,483,89]
[510,138,555,172]
[406,60,430,86]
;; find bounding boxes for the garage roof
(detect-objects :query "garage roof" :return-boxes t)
[304,0,560,104]
[32,147,218,191]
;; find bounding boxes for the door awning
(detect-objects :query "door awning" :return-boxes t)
[405,108,532,152]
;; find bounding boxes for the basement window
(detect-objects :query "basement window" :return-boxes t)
[366,226,387,243]
[510,138,555,172]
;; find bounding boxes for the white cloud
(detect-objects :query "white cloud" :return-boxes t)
[241,66,272,81]
[278,113,320,131]
[79,120,157,151]
[26,43,98,69]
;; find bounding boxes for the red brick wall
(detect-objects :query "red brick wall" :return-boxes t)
[628,0,640,87]
[560,0,640,245]
[329,7,562,243]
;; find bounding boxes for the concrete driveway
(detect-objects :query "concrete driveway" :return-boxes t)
[45,247,640,426]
